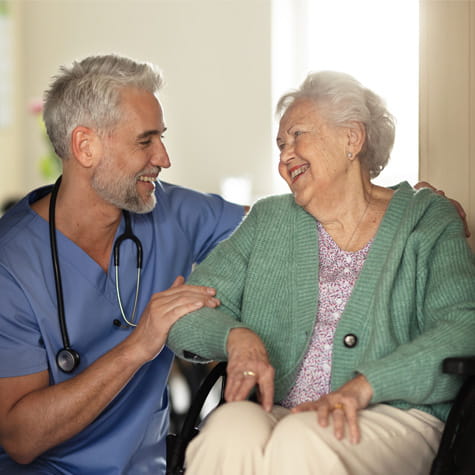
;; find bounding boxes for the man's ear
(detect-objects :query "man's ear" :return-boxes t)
[71,126,102,168]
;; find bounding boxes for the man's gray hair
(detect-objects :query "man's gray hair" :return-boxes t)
[43,54,164,159]
[276,71,396,178]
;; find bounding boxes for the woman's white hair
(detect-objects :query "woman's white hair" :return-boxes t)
[276,71,396,178]
[43,54,164,160]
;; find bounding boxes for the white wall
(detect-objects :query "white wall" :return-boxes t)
[1,0,273,207]
[0,0,22,206]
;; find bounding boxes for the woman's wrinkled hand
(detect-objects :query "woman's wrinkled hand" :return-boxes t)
[291,373,373,444]
[415,181,471,237]
[225,328,275,412]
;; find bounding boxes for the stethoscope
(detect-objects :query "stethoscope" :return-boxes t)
[49,176,143,373]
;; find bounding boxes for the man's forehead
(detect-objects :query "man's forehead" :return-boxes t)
[116,88,164,122]
[118,86,160,108]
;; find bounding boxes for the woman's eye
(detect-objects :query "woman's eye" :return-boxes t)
[294,130,303,137]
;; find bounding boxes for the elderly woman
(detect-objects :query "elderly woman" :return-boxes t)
[168,71,475,474]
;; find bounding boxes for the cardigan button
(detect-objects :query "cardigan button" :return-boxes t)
[343,334,358,348]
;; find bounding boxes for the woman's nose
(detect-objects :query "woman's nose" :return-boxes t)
[279,143,295,164]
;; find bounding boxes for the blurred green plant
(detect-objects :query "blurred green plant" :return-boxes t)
[0,1,9,17]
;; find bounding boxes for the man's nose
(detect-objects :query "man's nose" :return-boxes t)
[152,139,171,168]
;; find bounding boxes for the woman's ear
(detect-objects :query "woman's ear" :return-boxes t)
[346,121,366,158]
[71,126,101,168]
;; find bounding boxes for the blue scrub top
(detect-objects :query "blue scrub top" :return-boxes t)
[0,181,244,474]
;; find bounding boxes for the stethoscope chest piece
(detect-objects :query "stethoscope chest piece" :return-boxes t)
[56,347,81,373]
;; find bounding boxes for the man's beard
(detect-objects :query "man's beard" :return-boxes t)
[91,156,157,214]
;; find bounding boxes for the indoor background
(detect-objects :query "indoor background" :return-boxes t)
[0,0,474,250]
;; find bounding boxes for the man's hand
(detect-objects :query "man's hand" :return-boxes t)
[225,328,275,411]
[415,181,471,237]
[291,373,373,444]
[131,276,221,363]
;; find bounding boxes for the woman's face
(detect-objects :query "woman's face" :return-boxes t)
[277,99,350,210]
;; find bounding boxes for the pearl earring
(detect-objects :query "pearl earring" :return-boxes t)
[347,152,353,158]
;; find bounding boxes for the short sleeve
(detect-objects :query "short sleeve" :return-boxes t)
[192,194,244,263]
[0,266,48,377]
[158,183,245,264]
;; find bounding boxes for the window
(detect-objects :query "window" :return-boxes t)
[272,0,419,192]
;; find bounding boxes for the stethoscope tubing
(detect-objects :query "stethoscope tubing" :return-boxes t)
[49,176,143,372]
[49,176,72,350]
[113,210,143,327]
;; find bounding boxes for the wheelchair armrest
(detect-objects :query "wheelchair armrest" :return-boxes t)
[167,361,227,475]
[442,356,475,376]
[430,357,475,474]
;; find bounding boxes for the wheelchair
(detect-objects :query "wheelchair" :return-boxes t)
[167,361,227,475]
[166,357,475,475]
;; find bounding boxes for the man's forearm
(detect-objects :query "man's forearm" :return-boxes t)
[1,278,219,464]
[1,337,146,464]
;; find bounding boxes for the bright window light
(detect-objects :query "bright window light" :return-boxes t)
[272,0,419,192]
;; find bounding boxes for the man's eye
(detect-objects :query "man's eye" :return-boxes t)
[139,140,152,147]
[294,130,303,137]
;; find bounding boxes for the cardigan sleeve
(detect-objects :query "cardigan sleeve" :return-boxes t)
[357,197,475,405]
[167,208,258,361]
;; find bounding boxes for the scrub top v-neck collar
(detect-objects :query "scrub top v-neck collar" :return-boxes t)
[27,186,131,307]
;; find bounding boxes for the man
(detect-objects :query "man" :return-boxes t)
[0,54,245,473]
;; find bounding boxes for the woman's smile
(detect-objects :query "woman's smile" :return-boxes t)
[289,164,309,183]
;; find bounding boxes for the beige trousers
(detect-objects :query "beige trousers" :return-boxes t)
[185,401,444,475]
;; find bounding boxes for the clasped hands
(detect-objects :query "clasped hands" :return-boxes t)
[225,328,373,444]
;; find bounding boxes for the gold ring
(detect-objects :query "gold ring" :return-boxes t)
[332,403,344,411]
[242,370,256,377]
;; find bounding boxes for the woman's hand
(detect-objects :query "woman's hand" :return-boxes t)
[415,181,471,237]
[225,328,275,412]
[291,373,373,444]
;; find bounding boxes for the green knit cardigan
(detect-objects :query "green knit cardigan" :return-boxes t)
[168,182,475,422]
